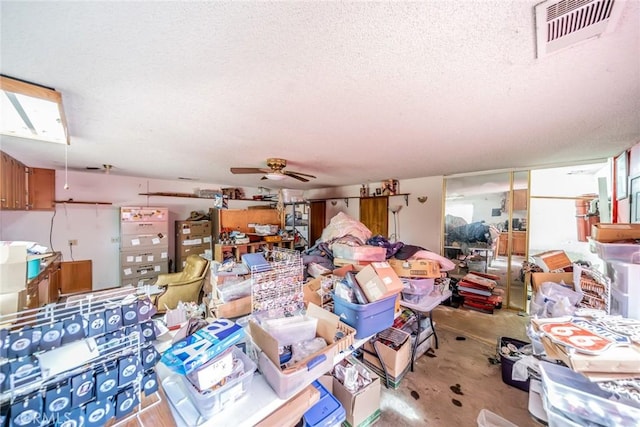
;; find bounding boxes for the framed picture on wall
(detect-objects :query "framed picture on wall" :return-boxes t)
[616,153,628,200]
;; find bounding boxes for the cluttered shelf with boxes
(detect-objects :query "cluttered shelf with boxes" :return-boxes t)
[493,223,640,426]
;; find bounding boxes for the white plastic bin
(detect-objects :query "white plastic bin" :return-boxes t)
[182,347,257,418]
[605,260,640,294]
[476,409,518,427]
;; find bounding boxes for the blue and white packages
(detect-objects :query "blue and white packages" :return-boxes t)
[160,318,245,375]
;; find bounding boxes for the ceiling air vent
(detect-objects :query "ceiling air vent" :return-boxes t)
[535,0,625,57]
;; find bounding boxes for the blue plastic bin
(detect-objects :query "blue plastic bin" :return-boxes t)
[303,380,346,427]
[332,293,396,339]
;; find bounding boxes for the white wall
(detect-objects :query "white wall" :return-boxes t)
[1,172,445,290]
[0,170,272,290]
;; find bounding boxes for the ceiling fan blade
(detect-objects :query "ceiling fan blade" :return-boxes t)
[284,171,310,182]
[230,167,270,174]
[285,170,316,178]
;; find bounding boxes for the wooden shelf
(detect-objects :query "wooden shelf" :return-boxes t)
[139,192,275,202]
[307,193,411,207]
[55,200,112,205]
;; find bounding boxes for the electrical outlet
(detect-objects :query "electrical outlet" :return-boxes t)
[68,239,78,246]
[111,237,119,243]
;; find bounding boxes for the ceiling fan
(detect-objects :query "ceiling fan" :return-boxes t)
[230,158,316,182]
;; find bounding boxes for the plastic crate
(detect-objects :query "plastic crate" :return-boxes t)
[182,346,256,418]
[332,293,396,339]
[303,380,346,427]
[476,409,518,427]
[539,361,640,427]
[258,346,336,400]
[498,337,530,392]
[593,241,640,263]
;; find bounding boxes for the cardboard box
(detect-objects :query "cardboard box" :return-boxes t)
[362,328,411,378]
[591,223,640,243]
[207,295,251,319]
[332,358,381,427]
[249,303,340,374]
[255,383,320,427]
[355,263,403,302]
[177,220,212,237]
[531,250,572,272]
[333,258,374,268]
[303,275,335,308]
[387,258,440,278]
[529,272,574,294]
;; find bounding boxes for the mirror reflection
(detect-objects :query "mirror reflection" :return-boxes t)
[443,171,530,313]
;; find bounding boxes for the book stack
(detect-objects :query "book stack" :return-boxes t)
[457,272,503,314]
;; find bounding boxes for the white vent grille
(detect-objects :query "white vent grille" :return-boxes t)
[535,0,623,57]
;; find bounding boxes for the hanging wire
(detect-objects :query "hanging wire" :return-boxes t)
[49,209,57,251]
[64,143,69,190]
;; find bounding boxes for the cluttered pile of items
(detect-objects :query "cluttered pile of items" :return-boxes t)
[496,223,640,426]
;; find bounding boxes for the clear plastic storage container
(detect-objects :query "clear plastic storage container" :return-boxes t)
[593,241,640,263]
[476,409,518,427]
[261,315,318,347]
[258,346,336,400]
[182,346,257,418]
[539,361,640,427]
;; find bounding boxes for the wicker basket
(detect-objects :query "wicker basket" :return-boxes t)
[335,320,356,353]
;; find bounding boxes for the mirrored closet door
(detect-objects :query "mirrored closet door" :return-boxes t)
[443,171,530,311]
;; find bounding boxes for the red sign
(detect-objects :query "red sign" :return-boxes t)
[540,321,615,354]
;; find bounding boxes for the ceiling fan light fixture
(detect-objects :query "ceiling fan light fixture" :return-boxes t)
[265,172,286,181]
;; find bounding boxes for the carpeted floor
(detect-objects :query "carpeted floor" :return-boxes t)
[377,305,540,426]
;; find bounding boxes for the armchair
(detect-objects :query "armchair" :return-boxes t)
[152,254,210,312]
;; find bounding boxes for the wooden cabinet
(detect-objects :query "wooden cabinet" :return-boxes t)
[19,252,62,310]
[359,197,389,238]
[27,167,56,210]
[497,231,527,256]
[60,260,93,295]
[1,151,27,210]
[513,189,528,211]
[0,151,55,211]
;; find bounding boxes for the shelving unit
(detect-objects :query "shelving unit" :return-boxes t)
[55,200,112,205]
[307,193,411,207]
[284,202,309,250]
[138,192,275,203]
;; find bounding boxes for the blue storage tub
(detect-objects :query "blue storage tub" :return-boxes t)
[303,380,346,427]
[332,293,396,339]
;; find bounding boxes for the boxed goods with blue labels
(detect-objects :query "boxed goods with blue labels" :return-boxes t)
[160,318,244,375]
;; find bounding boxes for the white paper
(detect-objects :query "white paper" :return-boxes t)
[131,238,141,246]
[126,256,134,262]
[152,237,160,244]
[161,252,168,259]
[124,268,132,276]
[182,228,191,235]
[141,269,148,275]
[147,255,154,262]
[154,265,161,272]
[135,256,143,263]
[203,236,212,243]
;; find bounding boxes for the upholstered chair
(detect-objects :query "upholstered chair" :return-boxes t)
[152,254,210,312]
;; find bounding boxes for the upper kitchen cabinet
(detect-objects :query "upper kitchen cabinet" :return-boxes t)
[27,167,56,210]
[0,151,55,211]
[1,150,26,210]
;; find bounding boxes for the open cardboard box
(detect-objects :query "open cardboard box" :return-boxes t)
[250,303,340,374]
[303,264,363,307]
[528,272,574,294]
[362,327,411,379]
[332,357,381,427]
[531,250,572,272]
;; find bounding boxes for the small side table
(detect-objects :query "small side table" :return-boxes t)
[399,288,453,371]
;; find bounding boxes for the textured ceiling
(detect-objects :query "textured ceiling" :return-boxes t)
[1,1,639,190]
